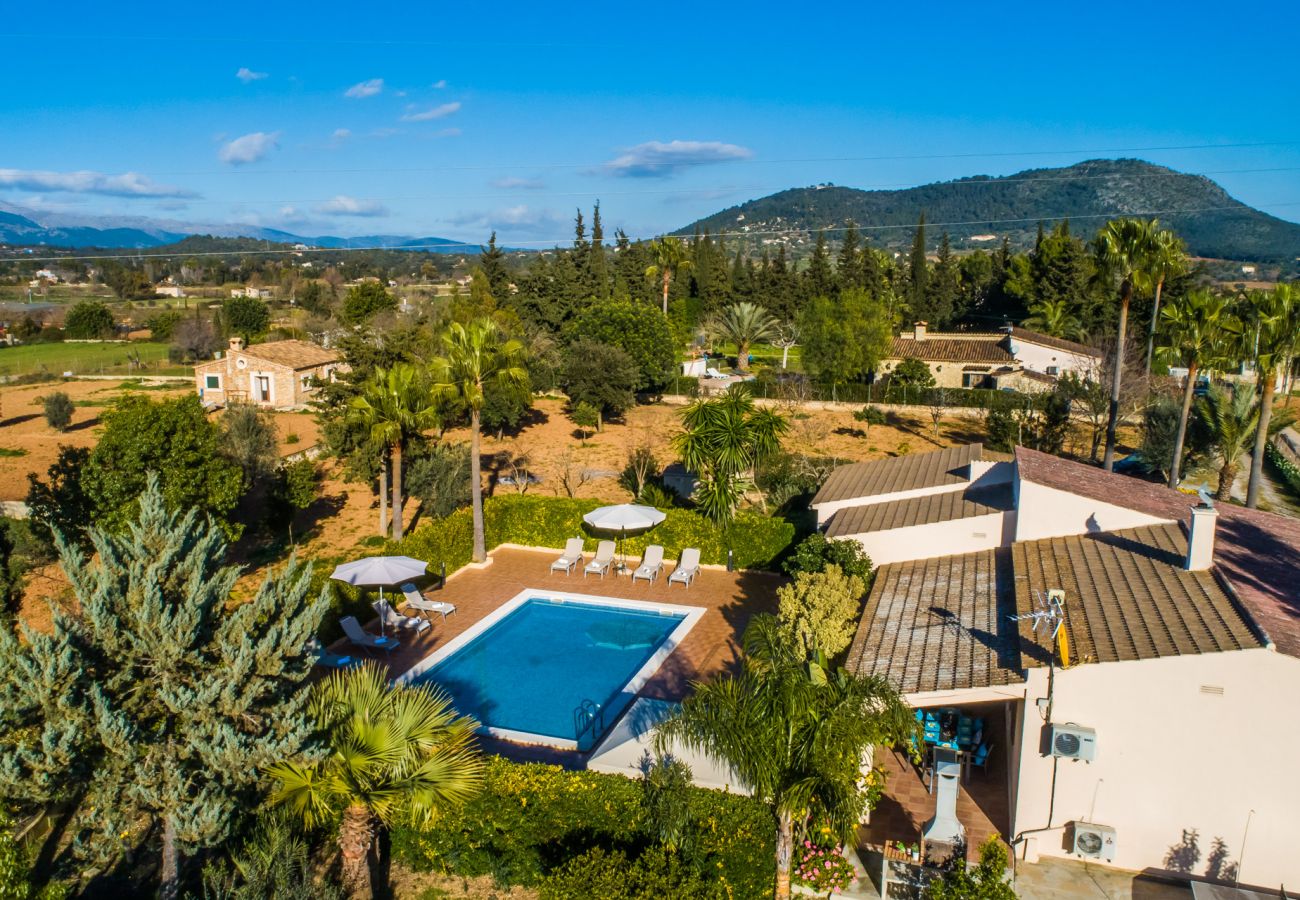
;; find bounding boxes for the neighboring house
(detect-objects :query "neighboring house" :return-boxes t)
[879,323,1102,391]
[155,284,185,298]
[830,444,1300,889]
[230,286,273,299]
[193,337,341,409]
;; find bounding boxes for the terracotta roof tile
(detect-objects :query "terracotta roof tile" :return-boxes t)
[826,483,1013,537]
[1014,446,1300,658]
[238,340,340,370]
[887,336,1014,364]
[812,444,983,506]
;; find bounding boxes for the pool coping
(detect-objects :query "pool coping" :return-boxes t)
[396,588,708,750]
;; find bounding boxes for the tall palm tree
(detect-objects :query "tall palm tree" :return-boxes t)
[1094,218,1158,471]
[1156,290,1234,488]
[1243,284,1299,507]
[1142,227,1187,376]
[348,364,439,540]
[674,384,788,523]
[706,302,780,372]
[1023,298,1086,341]
[655,615,915,900]
[268,664,483,900]
[430,319,528,561]
[1198,383,1262,502]
[645,236,693,316]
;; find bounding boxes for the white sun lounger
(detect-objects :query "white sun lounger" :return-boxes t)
[632,545,665,584]
[668,547,701,587]
[705,367,728,379]
[307,636,359,669]
[400,583,457,621]
[584,540,616,578]
[373,598,431,634]
[340,616,400,655]
[550,538,586,574]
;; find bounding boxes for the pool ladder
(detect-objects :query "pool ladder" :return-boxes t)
[574,699,605,751]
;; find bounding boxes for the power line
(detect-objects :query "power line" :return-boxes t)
[12,200,1300,264]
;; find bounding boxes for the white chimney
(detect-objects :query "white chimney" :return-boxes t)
[1186,503,1218,571]
[229,336,245,352]
[914,321,928,341]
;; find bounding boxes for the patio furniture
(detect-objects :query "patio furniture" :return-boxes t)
[631,545,664,584]
[400,583,457,621]
[330,555,429,635]
[968,742,994,778]
[373,598,431,634]
[582,504,667,573]
[705,367,728,379]
[584,540,616,578]
[340,616,400,656]
[668,547,701,587]
[550,538,586,574]
[307,636,358,669]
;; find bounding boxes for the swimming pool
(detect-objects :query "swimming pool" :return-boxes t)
[404,591,704,749]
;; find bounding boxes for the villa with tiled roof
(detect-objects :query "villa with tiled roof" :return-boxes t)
[194,337,342,409]
[879,322,1103,391]
[824,444,1300,888]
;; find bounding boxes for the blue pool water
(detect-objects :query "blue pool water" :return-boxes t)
[418,598,686,743]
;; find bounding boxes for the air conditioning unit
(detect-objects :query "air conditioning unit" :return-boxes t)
[1071,822,1117,861]
[1049,723,1097,761]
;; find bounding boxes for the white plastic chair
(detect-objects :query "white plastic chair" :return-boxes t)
[550,538,586,574]
[668,548,701,587]
[584,540,615,578]
[340,616,400,655]
[632,545,665,584]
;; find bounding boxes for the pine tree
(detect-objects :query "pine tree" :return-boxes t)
[479,232,511,302]
[836,221,862,292]
[926,232,959,327]
[588,202,608,300]
[802,230,835,302]
[0,478,329,900]
[907,213,929,321]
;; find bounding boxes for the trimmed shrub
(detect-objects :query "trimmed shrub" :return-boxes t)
[783,533,873,585]
[390,757,772,896]
[42,392,74,432]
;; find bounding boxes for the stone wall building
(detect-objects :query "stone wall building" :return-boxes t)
[193,337,341,409]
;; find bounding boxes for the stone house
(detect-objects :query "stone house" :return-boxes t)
[193,337,341,409]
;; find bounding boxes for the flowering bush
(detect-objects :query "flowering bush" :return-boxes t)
[792,839,857,895]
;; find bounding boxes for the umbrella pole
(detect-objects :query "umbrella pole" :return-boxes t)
[379,585,385,637]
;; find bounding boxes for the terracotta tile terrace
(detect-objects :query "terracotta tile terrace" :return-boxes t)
[331,546,784,702]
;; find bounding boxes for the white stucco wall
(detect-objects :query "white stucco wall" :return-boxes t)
[1013,478,1171,542]
[1009,338,1099,377]
[1012,649,1300,888]
[845,511,1015,565]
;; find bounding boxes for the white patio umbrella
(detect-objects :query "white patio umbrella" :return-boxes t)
[582,504,667,572]
[330,555,429,635]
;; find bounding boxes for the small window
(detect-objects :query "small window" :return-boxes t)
[205,374,221,390]
[1046,366,1059,376]
[301,374,313,389]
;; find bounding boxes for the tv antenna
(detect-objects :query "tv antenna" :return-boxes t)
[1010,589,1070,667]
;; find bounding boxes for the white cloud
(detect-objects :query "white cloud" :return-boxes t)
[447,204,565,238]
[432,79,448,89]
[436,127,462,138]
[601,140,753,177]
[400,101,461,122]
[491,176,546,190]
[236,67,268,83]
[329,128,352,146]
[344,78,384,98]
[314,195,389,217]
[218,131,280,165]
[0,168,196,198]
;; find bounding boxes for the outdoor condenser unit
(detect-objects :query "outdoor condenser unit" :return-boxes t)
[1049,723,1097,761]
[1070,822,1117,861]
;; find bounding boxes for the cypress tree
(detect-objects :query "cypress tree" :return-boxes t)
[907,213,929,321]
[589,202,608,300]
[0,478,329,900]
[803,230,835,302]
[837,221,862,292]
[926,232,959,327]
[479,232,511,302]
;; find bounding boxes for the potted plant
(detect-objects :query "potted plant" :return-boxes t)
[793,839,857,898]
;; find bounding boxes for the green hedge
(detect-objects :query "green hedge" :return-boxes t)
[389,756,773,896]
[394,495,796,573]
[1266,442,1300,498]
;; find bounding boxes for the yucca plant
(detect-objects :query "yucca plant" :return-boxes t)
[268,664,484,900]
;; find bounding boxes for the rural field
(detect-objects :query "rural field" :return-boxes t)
[0,340,187,377]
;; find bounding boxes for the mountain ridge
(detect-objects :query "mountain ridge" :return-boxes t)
[673,159,1300,262]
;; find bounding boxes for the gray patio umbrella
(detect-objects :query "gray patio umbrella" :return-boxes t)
[330,555,429,635]
[582,504,667,571]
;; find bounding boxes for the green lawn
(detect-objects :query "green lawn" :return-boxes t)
[0,342,189,377]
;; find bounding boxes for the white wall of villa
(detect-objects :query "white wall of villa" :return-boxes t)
[1011,649,1300,888]
[1013,478,1171,542]
[1007,338,1097,377]
[841,511,1014,566]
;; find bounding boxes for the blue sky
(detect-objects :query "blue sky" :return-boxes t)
[3,0,1298,245]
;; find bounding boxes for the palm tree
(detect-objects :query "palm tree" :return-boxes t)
[706,302,779,372]
[431,318,528,561]
[645,236,693,316]
[1156,290,1234,488]
[268,664,483,900]
[655,615,915,900]
[348,364,439,540]
[1243,284,1300,507]
[1198,383,1262,501]
[1023,298,1086,341]
[1142,227,1186,376]
[674,384,788,523]
[1094,218,1158,471]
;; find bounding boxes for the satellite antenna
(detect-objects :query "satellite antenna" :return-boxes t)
[1010,589,1071,667]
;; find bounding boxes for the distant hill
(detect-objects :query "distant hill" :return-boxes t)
[675,159,1300,262]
